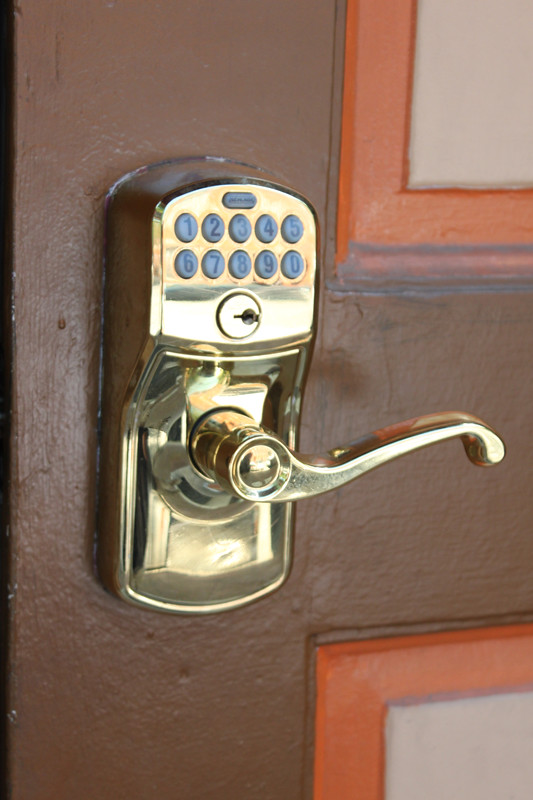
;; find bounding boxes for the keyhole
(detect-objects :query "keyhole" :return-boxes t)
[235,309,259,326]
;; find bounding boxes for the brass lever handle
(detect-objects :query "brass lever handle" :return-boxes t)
[192,409,505,503]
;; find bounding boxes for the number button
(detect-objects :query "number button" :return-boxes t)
[229,214,252,243]
[175,213,198,243]
[175,250,198,279]
[228,251,252,279]
[281,251,305,280]
[254,250,278,279]
[202,250,225,278]
[255,214,278,243]
[202,214,224,243]
[281,215,304,244]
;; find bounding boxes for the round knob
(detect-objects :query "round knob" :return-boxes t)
[237,444,281,490]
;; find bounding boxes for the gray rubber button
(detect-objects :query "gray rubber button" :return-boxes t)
[201,249,225,278]
[223,192,257,209]
[174,213,198,242]
[281,251,305,279]
[254,250,278,279]
[255,214,278,243]
[174,250,198,279]
[228,250,252,278]
[202,213,224,243]
[281,215,304,243]
[229,214,252,243]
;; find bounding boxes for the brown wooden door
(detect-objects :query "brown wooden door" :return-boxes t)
[6,1,533,798]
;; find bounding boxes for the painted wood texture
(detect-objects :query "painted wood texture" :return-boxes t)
[315,626,533,800]
[7,1,533,798]
[337,0,533,256]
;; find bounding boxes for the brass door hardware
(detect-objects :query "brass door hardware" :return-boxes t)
[98,157,505,615]
[191,410,504,503]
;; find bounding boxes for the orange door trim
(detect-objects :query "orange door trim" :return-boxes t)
[315,624,533,799]
[337,0,533,259]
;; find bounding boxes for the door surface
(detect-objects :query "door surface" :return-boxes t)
[6,1,533,798]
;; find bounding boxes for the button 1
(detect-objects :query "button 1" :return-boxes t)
[255,250,278,279]
[174,250,198,279]
[228,250,252,279]
[174,213,198,242]
[202,214,224,243]
[229,214,252,243]
[223,192,257,209]
[281,251,305,279]
[281,215,304,244]
[202,250,225,278]
[255,214,278,243]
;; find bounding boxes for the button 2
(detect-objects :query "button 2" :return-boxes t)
[202,214,224,243]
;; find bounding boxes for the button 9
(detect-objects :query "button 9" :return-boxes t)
[255,250,278,279]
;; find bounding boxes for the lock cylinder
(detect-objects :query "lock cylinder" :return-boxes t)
[216,292,261,339]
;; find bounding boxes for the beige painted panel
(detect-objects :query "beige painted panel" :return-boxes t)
[409,0,533,188]
[385,691,533,800]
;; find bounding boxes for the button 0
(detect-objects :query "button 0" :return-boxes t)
[255,214,278,243]
[202,214,224,243]
[223,192,257,209]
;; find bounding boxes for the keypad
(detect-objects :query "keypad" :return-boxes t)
[170,189,311,286]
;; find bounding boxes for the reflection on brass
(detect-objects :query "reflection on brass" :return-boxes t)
[192,409,505,503]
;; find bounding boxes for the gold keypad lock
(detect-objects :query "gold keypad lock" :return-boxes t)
[98,157,504,615]
[98,158,319,614]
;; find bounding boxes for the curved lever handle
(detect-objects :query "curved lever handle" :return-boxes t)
[191,409,505,503]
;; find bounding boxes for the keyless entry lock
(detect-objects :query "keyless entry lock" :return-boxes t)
[98,157,505,614]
